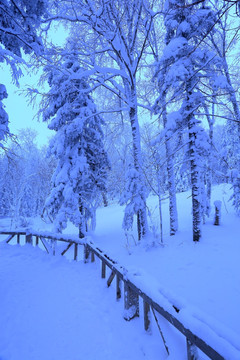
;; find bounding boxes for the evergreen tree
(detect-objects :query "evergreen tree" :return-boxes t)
[43,55,109,237]
[45,0,154,241]
[156,0,217,241]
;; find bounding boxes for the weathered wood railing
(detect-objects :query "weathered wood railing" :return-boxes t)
[0,230,239,360]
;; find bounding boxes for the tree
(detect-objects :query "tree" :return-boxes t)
[103,119,132,201]
[208,1,240,215]
[0,0,48,147]
[44,0,158,240]
[0,84,9,149]
[153,4,179,236]
[42,53,109,237]
[0,129,54,226]
[141,122,167,242]
[155,0,217,241]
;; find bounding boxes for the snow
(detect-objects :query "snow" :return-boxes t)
[0,183,240,359]
[81,184,240,358]
[0,243,165,360]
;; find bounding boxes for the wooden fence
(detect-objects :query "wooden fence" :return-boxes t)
[0,230,238,360]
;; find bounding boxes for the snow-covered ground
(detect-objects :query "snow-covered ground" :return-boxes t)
[0,243,166,360]
[0,183,240,359]
[89,184,240,358]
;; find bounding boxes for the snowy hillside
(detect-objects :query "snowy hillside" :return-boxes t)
[92,184,240,338]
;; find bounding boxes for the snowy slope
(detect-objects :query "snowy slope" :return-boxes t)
[73,184,240,356]
[92,185,240,332]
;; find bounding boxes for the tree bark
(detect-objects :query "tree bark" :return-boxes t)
[188,125,202,242]
[186,81,202,242]
[162,90,178,235]
[129,85,148,240]
[204,103,214,218]
[79,198,85,239]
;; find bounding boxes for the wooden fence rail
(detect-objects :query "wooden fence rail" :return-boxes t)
[0,230,238,360]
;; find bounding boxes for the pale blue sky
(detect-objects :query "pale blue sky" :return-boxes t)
[1,64,53,147]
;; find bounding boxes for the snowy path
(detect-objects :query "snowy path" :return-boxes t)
[0,242,163,360]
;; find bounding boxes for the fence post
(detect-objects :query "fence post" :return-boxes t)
[214,200,222,226]
[144,301,151,332]
[91,251,95,262]
[116,275,121,300]
[187,338,199,360]
[36,236,39,246]
[25,233,32,245]
[124,282,139,321]
[74,243,78,261]
[84,244,90,263]
[101,261,106,278]
[52,240,56,255]
[17,234,20,244]
[107,271,115,287]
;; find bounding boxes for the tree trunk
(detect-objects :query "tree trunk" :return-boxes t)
[129,85,148,240]
[204,103,214,218]
[79,198,85,239]
[186,82,202,242]
[188,123,202,242]
[157,167,163,243]
[102,192,108,207]
[162,90,178,235]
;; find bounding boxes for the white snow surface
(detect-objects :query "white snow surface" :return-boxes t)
[0,184,240,359]
[92,185,240,339]
[0,243,165,360]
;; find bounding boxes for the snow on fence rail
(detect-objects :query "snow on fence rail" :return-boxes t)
[0,230,239,360]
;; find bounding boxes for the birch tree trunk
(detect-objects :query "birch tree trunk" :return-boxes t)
[154,0,179,236]
[186,81,202,242]
[204,102,214,217]
[162,90,178,235]
[129,85,148,239]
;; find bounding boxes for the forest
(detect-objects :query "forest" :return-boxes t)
[0,0,240,243]
[1,1,240,359]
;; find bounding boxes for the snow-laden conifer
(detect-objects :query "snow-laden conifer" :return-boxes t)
[44,0,152,241]
[43,56,109,237]
[156,0,217,241]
